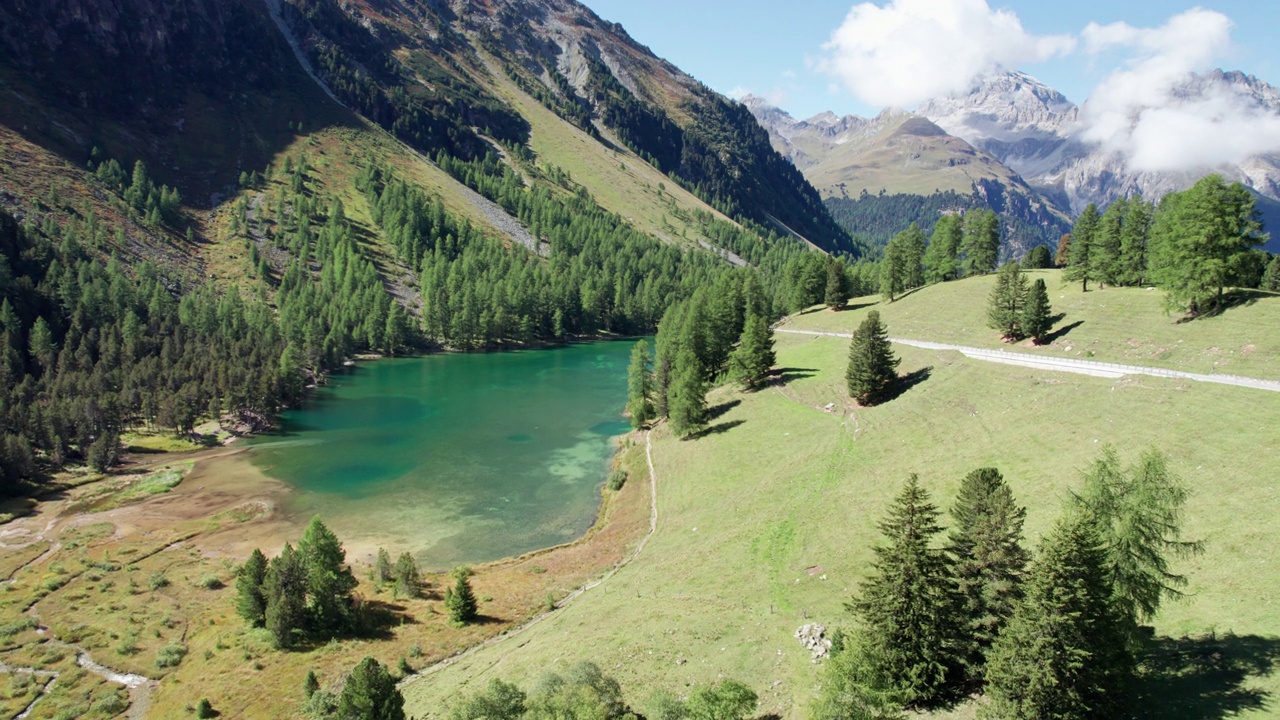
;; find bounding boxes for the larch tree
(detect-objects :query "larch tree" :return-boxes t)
[1148,174,1266,314]
[924,214,962,283]
[846,311,900,406]
[298,516,358,634]
[727,314,776,391]
[1117,197,1153,286]
[1065,204,1100,291]
[879,238,906,302]
[1054,233,1072,268]
[986,262,1029,340]
[961,210,1000,276]
[626,339,655,428]
[847,475,964,707]
[1093,199,1127,287]
[667,346,707,437]
[264,543,307,648]
[982,517,1131,720]
[898,223,927,290]
[1072,446,1202,651]
[946,468,1030,683]
[1020,279,1053,345]
[235,548,269,627]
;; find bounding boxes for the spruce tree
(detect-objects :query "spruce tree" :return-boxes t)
[1020,279,1052,345]
[444,567,479,625]
[983,517,1131,720]
[826,258,851,310]
[848,475,964,707]
[667,347,707,437]
[236,548,269,627]
[946,469,1029,683]
[626,340,655,429]
[846,311,899,406]
[986,262,1029,340]
[337,657,406,720]
[727,314,776,390]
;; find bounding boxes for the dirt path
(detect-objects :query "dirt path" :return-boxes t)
[402,428,661,687]
[776,329,1280,392]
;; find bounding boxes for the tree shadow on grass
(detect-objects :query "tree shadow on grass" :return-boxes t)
[835,301,879,313]
[877,367,932,404]
[1041,320,1085,345]
[1133,632,1280,719]
[704,399,741,423]
[684,419,746,441]
[1177,289,1268,322]
[772,367,818,387]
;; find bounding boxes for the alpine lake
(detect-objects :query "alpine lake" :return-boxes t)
[244,340,637,570]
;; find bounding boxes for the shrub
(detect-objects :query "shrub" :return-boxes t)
[607,468,627,491]
[156,643,188,669]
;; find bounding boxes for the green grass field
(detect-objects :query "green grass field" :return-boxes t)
[785,270,1280,380]
[403,308,1280,718]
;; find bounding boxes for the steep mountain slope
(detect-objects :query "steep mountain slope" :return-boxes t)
[920,69,1280,237]
[746,96,1070,255]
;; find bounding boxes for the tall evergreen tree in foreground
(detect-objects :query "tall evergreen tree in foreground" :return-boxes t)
[986,262,1029,340]
[1072,446,1201,650]
[961,210,1001,276]
[1020,278,1053,345]
[846,475,964,708]
[265,543,307,648]
[946,469,1029,683]
[1065,203,1100,292]
[337,657,406,720]
[846,311,899,406]
[299,516,359,634]
[728,314,776,390]
[626,340,655,428]
[983,517,1131,720]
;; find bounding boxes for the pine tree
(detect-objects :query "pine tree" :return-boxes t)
[986,262,1029,340]
[626,340,654,429]
[946,468,1029,683]
[847,475,964,707]
[846,311,899,406]
[983,517,1131,720]
[236,548,269,627]
[337,657,406,720]
[1020,278,1052,345]
[826,258,850,310]
[727,314,775,390]
[265,543,307,648]
[444,567,478,625]
[298,516,358,633]
[667,347,707,437]
[1072,447,1202,650]
[1065,204,1100,291]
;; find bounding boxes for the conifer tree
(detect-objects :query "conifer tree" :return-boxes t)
[986,262,1029,340]
[961,210,1000,276]
[983,517,1131,720]
[337,657,406,720]
[1093,199,1126,287]
[1065,204,1100,291]
[1054,234,1071,267]
[847,475,964,707]
[899,223,927,290]
[879,239,905,301]
[304,670,320,699]
[626,340,655,429]
[1022,245,1051,269]
[727,314,775,390]
[444,567,479,625]
[1072,447,1201,650]
[946,469,1029,683]
[1020,279,1052,345]
[667,347,707,437]
[924,214,962,283]
[846,311,899,406]
[826,258,850,310]
[265,543,307,648]
[236,548,269,627]
[393,552,420,599]
[298,516,358,633]
[1117,197,1153,286]
[375,547,393,585]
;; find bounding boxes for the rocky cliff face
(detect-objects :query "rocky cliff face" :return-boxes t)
[919,70,1280,217]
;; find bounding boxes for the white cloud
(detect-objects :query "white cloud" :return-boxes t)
[1075,9,1280,172]
[821,0,1075,108]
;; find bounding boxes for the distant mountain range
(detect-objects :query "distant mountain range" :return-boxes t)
[747,69,1280,254]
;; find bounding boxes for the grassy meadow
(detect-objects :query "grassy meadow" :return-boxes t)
[403,286,1280,719]
[785,269,1280,379]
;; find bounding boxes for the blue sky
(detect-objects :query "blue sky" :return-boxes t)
[578,0,1280,120]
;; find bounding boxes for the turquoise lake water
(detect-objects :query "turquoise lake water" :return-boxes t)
[246,341,635,569]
